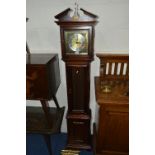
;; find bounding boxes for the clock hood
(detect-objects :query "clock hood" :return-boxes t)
[55,8,98,24]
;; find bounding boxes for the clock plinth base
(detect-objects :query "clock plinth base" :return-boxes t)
[66,143,92,150]
[66,112,92,150]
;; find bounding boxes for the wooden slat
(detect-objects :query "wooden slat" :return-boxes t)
[100,64,104,76]
[97,54,129,80]
[103,63,107,75]
[120,63,124,75]
[114,62,118,75]
[126,62,129,75]
[108,62,112,75]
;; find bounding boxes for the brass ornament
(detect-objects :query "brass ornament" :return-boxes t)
[61,149,80,155]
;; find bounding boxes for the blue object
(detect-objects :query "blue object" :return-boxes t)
[26,133,93,155]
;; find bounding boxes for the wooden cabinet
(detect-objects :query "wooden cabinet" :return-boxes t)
[26,53,60,100]
[26,53,65,155]
[95,78,129,155]
[95,54,129,155]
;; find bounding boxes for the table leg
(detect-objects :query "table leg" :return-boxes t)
[52,94,60,109]
[40,100,52,127]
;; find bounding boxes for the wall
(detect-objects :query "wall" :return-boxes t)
[26,0,129,132]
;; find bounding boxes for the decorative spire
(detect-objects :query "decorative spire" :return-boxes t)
[72,0,80,20]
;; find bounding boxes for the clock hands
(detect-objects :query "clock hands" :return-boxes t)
[76,34,81,45]
[68,32,86,53]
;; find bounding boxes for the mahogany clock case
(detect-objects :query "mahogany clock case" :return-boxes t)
[66,64,90,114]
[55,8,98,150]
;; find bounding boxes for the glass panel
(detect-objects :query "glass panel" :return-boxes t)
[64,30,89,55]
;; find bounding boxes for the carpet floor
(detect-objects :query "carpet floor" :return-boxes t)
[26,133,93,155]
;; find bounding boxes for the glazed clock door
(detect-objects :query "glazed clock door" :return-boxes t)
[64,29,89,55]
[66,65,90,113]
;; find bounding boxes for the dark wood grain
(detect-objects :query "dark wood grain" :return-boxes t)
[66,64,90,113]
[93,123,97,155]
[26,54,60,100]
[95,54,129,155]
[95,77,129,155]
[55,8,98,62]
[26,53,64,155]
[40,100,51,127]
[55,8,98,150]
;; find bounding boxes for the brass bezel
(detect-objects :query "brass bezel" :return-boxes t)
[61,149,80,155]
[64,30,89,55]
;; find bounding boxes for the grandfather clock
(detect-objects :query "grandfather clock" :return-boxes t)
[55,2,98,149]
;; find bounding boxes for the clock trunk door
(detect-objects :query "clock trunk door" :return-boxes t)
[66,65,90,113]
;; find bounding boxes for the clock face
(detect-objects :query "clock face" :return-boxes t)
[69,33,85,52]
[64,30,88,55]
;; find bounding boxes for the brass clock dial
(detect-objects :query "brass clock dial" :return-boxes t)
[64,30,88,55]
[69,33,85,53]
